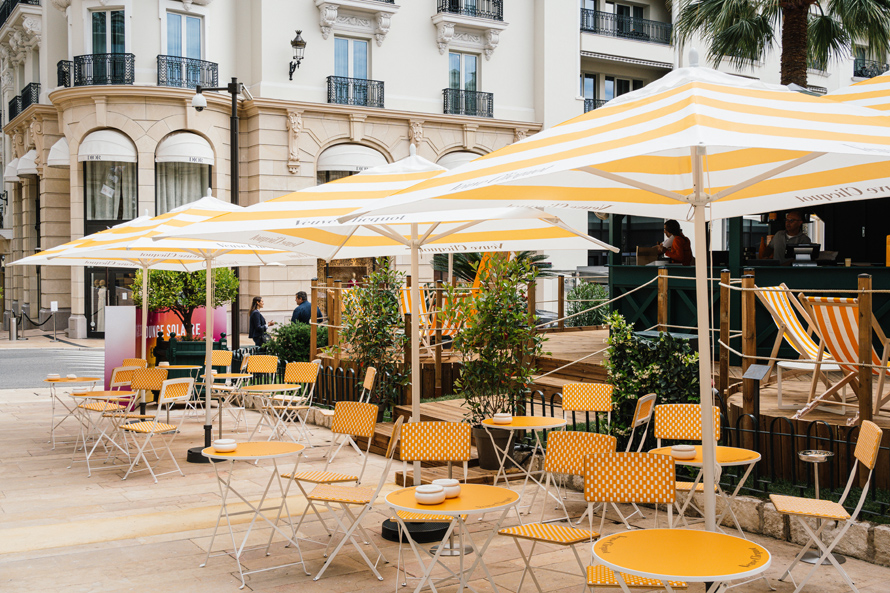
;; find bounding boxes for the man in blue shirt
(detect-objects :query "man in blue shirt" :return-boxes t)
[291,291,322,324]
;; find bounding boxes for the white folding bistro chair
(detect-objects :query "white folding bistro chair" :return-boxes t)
[120,377,194,483]
[771,421,883,593]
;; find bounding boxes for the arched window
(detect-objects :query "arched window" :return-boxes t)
[316,144,387,184]
[436,151,481,170]
[79,129,137,235]
[155,132,213,213]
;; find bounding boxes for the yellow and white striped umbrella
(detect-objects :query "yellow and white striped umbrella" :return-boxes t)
[826,70,890,111]
[164,150,615,259]
[355,61,890,533]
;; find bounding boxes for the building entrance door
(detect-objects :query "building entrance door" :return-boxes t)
[85,267,136,338]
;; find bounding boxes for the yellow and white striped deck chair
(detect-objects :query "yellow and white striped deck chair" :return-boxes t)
[120,377,194,483]
[308,416,404,582]
[584,453,687,591]
[756,284,842,409]
[799,295,890,423]
[562,383,614,433]
[400,286,437,350]
[265,360,321,444]
[771,421,882,593]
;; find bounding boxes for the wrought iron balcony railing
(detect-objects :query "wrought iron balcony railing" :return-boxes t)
[854,58,888,79]
[57,53,136,86]
[327,76,385,108]
[580,9,671,45]
[584,98,608,112]
[20,82,39,112]
[157,55,219,89]
[443,88,493,118]
[0,0,39,31]
[7,94,21,122]
[437,0,503,21]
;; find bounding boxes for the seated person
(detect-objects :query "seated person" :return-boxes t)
[656,219,692,265]
[764,210,809,265]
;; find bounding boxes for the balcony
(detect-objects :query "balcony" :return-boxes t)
[57,53,136,87]
[854,58,888,79]
[0,0,38,31]
[7,94,21,122]
[437,0,503,21]
[580,9,671,45]
[584,98,608,113]
[157,55,218,89]
[443,88,493,118]
[20,82,38,111]
[327,76,385,108]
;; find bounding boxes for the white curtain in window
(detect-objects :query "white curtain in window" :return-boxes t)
[156,162,211,213]
[84,161,136,221]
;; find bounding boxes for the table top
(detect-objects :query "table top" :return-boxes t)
[202,373,252,379]
[593,529,770,583]
[201,441,305,460]
[45,377,101,384]
[649,445,761,467]
[70,390,135,399]
[481,416,567,431]
[159,365,202,370]
[386,484,520,516]
[242,384,304,393]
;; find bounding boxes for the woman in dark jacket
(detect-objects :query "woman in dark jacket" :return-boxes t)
[248,296,274,346]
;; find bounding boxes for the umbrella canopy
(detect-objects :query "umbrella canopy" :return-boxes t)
[13,194,306,458]
[355,58,890,531]
[825,71,890,110]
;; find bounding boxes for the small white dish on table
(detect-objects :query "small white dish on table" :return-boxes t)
[492,412,513,425]
[47,373,60,380]
[415,484,446,505]
[158,361,170,367]
[432,478,461,499]
[67,374,78,379]
[671,444,696,460]
[213,439,237,453]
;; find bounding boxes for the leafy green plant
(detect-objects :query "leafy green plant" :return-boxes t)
[334,258,409,407]
[266,321,327,362]
[432,251,553,282]
[446,255,547,425]
[566,281,609,327]
[133,269,239,340]
[605,312,700,447]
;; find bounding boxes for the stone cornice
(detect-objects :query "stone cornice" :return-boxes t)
[5,104,56,136]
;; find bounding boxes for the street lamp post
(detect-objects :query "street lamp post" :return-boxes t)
[192,78,242,351]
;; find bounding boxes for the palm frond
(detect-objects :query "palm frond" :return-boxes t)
[828,0,890,60]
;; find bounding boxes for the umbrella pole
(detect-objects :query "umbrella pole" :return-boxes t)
[187,256,214,464]
[141,264,149,360]
[411,225,422,484]
[693,202,718,531]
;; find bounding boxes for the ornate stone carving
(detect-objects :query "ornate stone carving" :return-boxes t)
[50,0,71,12]
[12,129,24,159]
[514,128,528,143]
[287,110,303,175]
[29,117,43,168]
[436,22,455,55]
[22,17,41,48]
[337,15,371,27]
[319,3,338,40]
[1,71,12,94]
[374,12,391,46]
[483,29,500,60]
[180,0,215,11]
[409,121,423,146]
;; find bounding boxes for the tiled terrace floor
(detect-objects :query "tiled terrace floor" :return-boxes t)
[2,387,889,592]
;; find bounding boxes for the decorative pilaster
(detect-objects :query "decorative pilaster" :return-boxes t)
[287,110,303,175]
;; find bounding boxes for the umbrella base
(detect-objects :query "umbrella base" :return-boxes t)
[187,446,214,463]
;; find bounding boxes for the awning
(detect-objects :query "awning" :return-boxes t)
[317,144,387,172]
[436,151,480,170]
[4,158,20,182]
[156,132,214,165]
[47,137,70,168]
[17,149,37,176]
[78,129,137,163]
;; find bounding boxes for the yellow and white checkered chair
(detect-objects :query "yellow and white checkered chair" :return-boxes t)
[771,420,883,593]
[130,367,168,409]
[122,358,148,368]
[499,522,600,593]
[621,393,658,522]
[318,366,377,420]
[584,452,688,591]
[120,377,194,483]
[264,360,321,444]
[308,416,404,582]
[562,383,614,432]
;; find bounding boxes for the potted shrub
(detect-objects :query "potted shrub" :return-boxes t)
[445,255,546,469]
[265,320,328,363]
[333,258,409,420]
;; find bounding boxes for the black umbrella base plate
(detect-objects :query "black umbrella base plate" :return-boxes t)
[381,520,449,544]
[186,446,221,464]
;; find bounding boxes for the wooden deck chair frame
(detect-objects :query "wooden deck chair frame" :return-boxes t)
[799,295,890,423]
[308,416,404,582]
[401,285,437,350]
[771,421,883,593]
[584,453,689,592]
[120,377,194,483]
[755,284,843,409]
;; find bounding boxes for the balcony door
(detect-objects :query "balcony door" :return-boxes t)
[334,37,368,105]
[91,10,125,84]
[167,13,203,87]
[606,2,644,37]
[449,52,478,114]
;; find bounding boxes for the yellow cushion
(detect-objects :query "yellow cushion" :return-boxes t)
[499,522,598,545]
[284,471,358,484]
[102,412,153,419]
[121,421,177,434]
[675,481,719,493]
[78,401,124,413]
[587,565,688,589]
[306,484,373,505]
[770,494,851,521]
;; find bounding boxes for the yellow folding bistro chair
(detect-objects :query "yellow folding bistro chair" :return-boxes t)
[585,452,688,592]
[654,403,721,525]
[562,382,614,433]
[620,393,658,522]
[122,358,148,368]
[266,360,321,444]
[120,377,195,482]
[201,349,235,421]
[317,366,376,422]
[307,416,404,582]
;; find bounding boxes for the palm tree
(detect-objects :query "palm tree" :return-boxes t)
[673,0,890,87]
[431,252,553,283]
